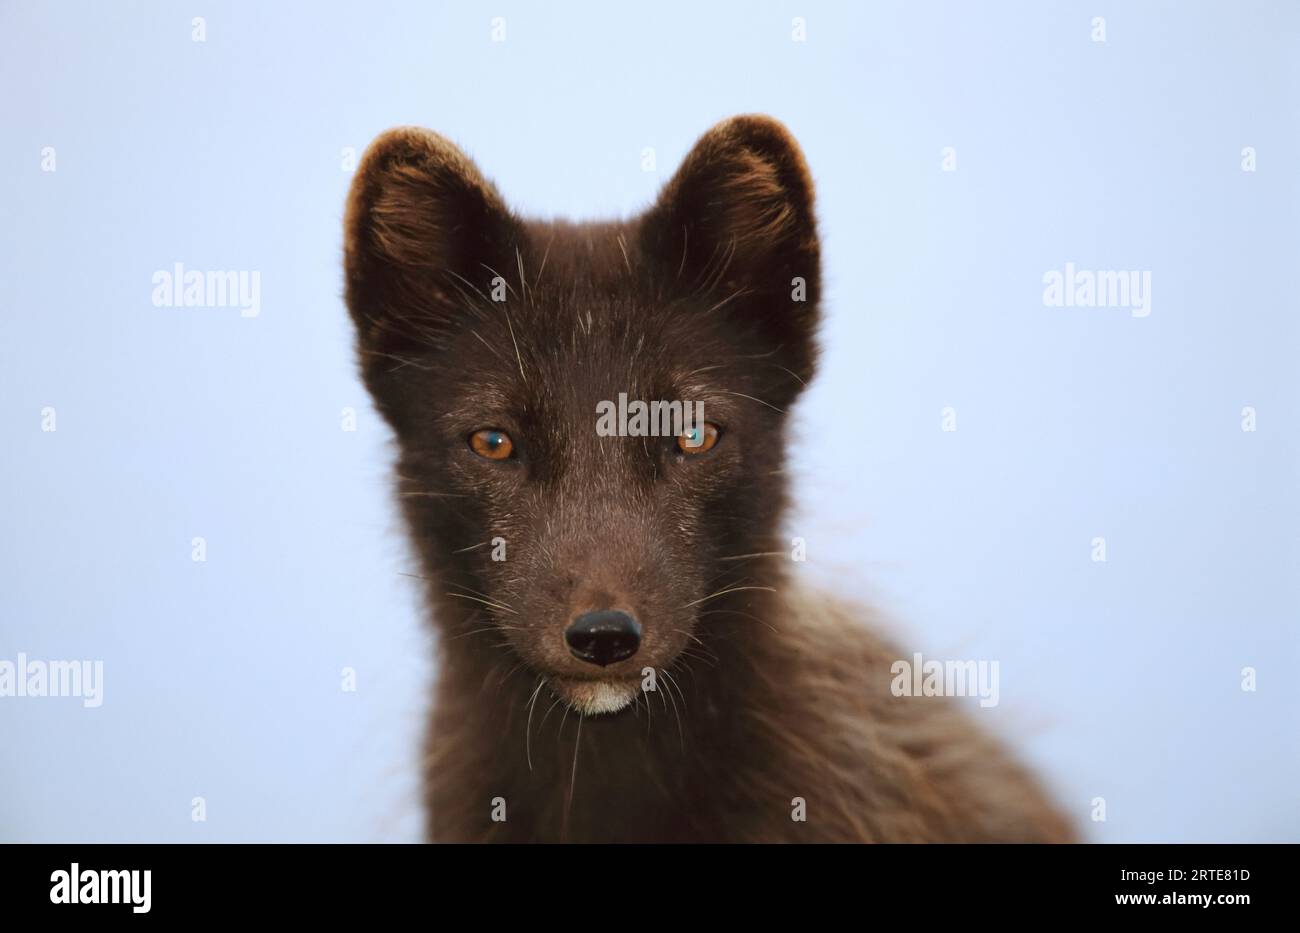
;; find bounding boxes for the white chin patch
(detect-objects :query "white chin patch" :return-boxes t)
[560,680,639,716]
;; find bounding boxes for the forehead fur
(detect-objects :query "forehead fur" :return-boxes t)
[343,115,821,436]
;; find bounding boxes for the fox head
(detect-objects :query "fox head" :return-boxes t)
[344,115,820,715]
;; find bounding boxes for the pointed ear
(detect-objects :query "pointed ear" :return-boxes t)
[343,126,518,361]
[640,115,821,381]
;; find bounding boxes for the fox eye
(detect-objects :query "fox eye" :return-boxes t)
[469,429,514,461]
[677,423,720,455]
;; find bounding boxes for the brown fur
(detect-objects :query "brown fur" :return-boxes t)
[343,115,1075,842]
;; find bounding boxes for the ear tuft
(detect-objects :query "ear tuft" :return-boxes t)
[644,115,818,288]
[641,115,822,384]
[343,127,516,351]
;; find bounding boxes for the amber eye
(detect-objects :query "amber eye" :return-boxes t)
[469,429,514,461]
[677,423,720,455]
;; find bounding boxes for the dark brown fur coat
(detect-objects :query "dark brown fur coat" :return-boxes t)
[343,115,1074,843]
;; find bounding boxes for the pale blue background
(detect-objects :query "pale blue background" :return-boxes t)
[1,0,1296,842]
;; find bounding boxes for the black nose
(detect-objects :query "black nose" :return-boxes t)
[564,610,642,667]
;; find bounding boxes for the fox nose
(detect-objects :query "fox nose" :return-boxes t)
[565,610,642,667]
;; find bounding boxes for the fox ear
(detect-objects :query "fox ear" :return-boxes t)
[641,115,821,378]
[343,127,518,359]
